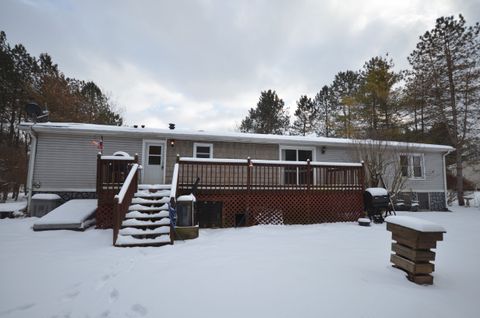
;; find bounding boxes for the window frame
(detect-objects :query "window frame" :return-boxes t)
[193,143,213,159]
[279,145,316,185]
[399,153,425,180]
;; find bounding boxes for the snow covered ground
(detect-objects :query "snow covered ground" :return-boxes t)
[1,206,479,318]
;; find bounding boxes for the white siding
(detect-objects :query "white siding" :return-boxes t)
[33,133,143,191]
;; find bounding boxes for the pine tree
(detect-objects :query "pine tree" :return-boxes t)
[239,90,290,134]
[330,71,360,138]
[357,55,401,139]
[291,95,316,136]
[314,85,336,137]
[408,15,480,205]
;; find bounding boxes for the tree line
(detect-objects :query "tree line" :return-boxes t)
[240,15,480,205]
[0,30,123,198]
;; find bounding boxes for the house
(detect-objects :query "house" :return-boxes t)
[19,122,453,244]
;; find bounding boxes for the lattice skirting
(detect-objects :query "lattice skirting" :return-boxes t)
[188,190,364,228]
[96,204,114,229]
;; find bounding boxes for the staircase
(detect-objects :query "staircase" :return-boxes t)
[115,184,173,247]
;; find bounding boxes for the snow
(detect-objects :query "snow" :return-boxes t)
[115,163,139,203]
[128,203,168,211]
[386,216,446,232]
[118,227,170,236]
[115,234,171,246]
[138,184,171,190]
[21,121,454,152]
[1,206,479,317]
[33,199,97,230]
[122,218,170,226]
[0,200,27,213]
[31,193,61,200]
[177,194,196,202]
[125,210,169,219]
[100,155,135,160]
[366,187,389,196]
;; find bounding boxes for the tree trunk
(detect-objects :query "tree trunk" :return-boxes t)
[456,147,465,206]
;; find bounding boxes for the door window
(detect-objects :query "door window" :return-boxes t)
[148,145,162,165]
[281,148,313,185]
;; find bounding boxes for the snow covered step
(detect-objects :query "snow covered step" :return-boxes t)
[131,197,170,205]
[121,218,171,227]
[138,184,171,191]
[128,204,168,211]
[115,235,172,247]
[134,190,171,198]
[125,210,169,219]
[119,226,170,236]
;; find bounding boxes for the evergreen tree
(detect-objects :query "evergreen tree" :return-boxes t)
[239,90,290,134]
[357,55,401,139]
[408,15,480,205]
[330,70,360,138]
[291,95,316,136]
[314,85,336,137]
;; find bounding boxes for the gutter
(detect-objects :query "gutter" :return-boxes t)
[442,148,454,209]
[26,124,38,215]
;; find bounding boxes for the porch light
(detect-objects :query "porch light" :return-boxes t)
[170,139,175,147]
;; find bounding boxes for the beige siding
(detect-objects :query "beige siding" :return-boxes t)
[33,133,142,191]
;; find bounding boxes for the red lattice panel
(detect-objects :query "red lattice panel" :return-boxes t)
[190,189,364,228]
[96,204,114,229]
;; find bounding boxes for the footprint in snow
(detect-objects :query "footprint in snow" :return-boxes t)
[61,290,80,302]
[131,304,148,317]
[109,289,119,302]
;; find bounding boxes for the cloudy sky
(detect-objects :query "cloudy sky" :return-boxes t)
[1,0,479,131]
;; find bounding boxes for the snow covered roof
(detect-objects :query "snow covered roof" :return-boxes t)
[19,122,455,152]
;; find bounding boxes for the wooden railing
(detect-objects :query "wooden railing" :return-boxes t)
[112,163,139,245]
[97,153,138,203]
[177,157,364,192]
[96,153,138,229]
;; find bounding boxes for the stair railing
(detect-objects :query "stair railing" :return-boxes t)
[168,162,180,241]
[112,163,139,245]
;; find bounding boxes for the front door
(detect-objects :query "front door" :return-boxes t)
[143,141,165,184]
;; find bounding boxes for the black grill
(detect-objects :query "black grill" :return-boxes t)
[364,188,391,223]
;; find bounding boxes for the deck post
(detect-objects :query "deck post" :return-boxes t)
[96,152,102,198]
[246,157,252,225]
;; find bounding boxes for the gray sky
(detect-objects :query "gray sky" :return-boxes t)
[2,0,479,131]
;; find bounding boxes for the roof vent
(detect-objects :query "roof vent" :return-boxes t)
[141,125,145,128]
[133,125,138,128]
[169,123,175,130]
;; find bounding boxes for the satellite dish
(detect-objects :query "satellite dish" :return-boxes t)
[25,102,49,123]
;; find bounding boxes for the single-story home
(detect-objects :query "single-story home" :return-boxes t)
[19,122,453,218]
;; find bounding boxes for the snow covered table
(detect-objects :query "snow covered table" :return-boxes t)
[386,216,446,285]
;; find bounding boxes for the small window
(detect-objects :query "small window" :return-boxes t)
[148,145,162,165]
[399,154,424,179]
[194,143,213,159]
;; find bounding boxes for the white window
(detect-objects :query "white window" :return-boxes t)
[399,154,424,179]
[280,146,315,185]
[194,143,213,158]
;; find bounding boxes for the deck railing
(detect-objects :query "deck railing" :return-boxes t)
[176,157,365,226]
[96,153,138,229]
[112,163,139,245]
[177,157,364,192]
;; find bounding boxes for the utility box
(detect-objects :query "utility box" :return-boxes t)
[174,194,199,240]
[31,193,62,217]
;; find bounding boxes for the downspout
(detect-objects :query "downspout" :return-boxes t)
[26,125,38,215]
[442,149,454,209]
